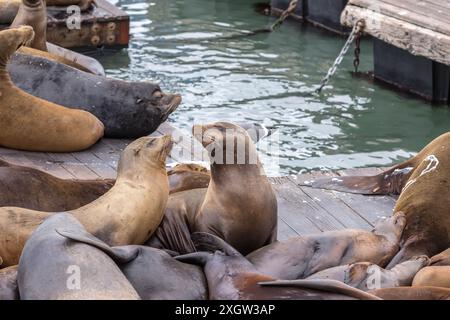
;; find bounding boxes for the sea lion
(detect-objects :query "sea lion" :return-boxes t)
[0,265,19,300]
[413,266,450,289]
[18,213,140,300]
[147,122,278,255]
[304,133,450,266]
[176,233,380,300]
[246,214,406,280]
[0,0,21,24]
[9,52,181,138]
[0,159,113,211]
[369,286,450,300]
[0,135,173,267]
[168,163,210,194]
[56,229,208,300]
[0,26,104,152]
[306,256,429,291]
[11,0,105,75]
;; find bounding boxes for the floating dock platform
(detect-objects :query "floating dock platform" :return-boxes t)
[0,122,394,240]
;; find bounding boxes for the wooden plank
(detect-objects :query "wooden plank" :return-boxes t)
[71,150,117,179]
[46,152,99,180]
[341,4,450,66]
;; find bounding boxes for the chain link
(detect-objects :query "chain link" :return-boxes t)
[316,20,365,93]
[270,0,299,31]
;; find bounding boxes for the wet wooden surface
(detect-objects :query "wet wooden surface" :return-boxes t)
[0,122,396,240]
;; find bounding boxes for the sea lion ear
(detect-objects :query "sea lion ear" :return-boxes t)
[191,232,242,257]
[55,229,139,263]
[175,252,212,266]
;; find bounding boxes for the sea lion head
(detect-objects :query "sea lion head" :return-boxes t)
[0,26,34,66]
[192,121,259,165]
[373,212,407,243]
[117,135,173,175]
[144,87,182,124]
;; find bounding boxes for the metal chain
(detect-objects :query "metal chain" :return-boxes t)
[353,21,364,73]
[316,19,365,93]
[270,0,299,31]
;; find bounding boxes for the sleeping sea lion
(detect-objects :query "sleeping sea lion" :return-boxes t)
[147,122,278,255]
[369,286,450,300]
[176,233,380,300]
[0,26,104,152]
[56,228,208,300]
[18,213,140,300]
[303,133,450,266]
[0,265,19,300]
[9,52,181,138]
[306,255,429,291]
[246,214,406,280]
[0,135,172,267]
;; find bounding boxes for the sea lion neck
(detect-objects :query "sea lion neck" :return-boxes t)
[210,163,263,184]
[116,162,166,184]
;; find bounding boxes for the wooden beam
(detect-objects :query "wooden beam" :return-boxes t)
[341,4,450,66]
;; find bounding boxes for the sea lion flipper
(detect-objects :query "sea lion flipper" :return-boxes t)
[175,252,212,266]
[258,279,382,300]
[56,229,138,263]
[192,232,242,257]
[302,164,415,195]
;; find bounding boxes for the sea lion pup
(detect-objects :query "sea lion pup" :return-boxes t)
[9,53,181,138]
[18,213,140,300]
[246,214,406,280]
[168,163,210,194]
[56,229,208,300]
[369,286,450,300]
[0,265,19,300]
[0,26,104,152]
[0,159,113,211]
[0,135,173,267]
[11,0,105,75]
[176,233,380,300]
[147,122,278,255]
[306,256,430,291]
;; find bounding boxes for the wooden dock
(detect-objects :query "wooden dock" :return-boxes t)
[0,123,396,240]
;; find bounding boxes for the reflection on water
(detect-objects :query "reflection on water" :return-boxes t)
[99,0,450,176]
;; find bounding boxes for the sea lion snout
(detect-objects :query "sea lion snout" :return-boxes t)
[155,93,182,120]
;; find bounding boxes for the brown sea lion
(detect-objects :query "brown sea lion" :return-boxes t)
[307,255,429,291]
[147,122,278,256]
[0,265,18,300]
[413,266,450,289]
[176,233,380,300]
[303,133,450,266]
[246,214,406,280]
[168,163,210,194]
[0,135,172,267]
[0,0,21,24]
[18,213,140,300]
[0,26,104,152]
[57,228,208,300]
[369,286,450,300]
[11,0,105,75]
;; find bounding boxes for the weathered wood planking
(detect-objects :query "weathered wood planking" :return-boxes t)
[0,122,397,240]
[342,1,450,66]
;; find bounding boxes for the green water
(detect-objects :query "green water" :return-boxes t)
[99,0,450,176]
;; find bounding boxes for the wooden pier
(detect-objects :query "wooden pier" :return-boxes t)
[0,123,395,240]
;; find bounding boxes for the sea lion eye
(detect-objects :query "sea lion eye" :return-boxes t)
[146,140,155,148]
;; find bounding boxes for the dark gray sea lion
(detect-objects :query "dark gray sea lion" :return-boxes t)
[306,256,429,291]
[147,122,278,255]
[56,229,208,300]
[246,214,406,280]
[9,53,181,138]
[303,133,450,267]
[176,233,380,300]
[18,213,140,300]
[0,265,19,300]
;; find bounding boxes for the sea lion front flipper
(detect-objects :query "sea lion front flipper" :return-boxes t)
[430,248,450,266]
[191,232,242,257]
[56,229,139,264]
[301,163,415,195]
[259,279,382,300]
[175,252,212,266]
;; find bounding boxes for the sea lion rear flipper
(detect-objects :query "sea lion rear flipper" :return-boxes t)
[192,232,242,257]
[258,279,382,300]
[302,163,415,195]
[56,229,139,263]
[175,252,212,266]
